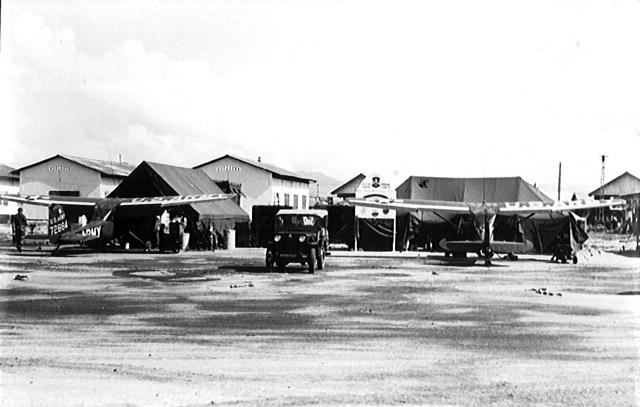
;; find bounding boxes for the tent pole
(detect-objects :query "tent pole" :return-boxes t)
[354,216,358,251]
[392,214,396,252]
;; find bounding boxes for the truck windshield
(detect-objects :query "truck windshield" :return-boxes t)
[276,215,318,228]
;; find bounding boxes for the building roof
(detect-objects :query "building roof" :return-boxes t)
[396,176,554,203]
[11,154,135,177]
[331,173,366,197]
[588,171,640,197]
[194,154,313,183]
[0,164,18,180]
[109,161,249,223]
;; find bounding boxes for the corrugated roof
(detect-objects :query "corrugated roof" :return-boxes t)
[588,172,640,197]
[61,155,135,177]
[11,154,134,177]
[109,161,249,222]
[194,154,313,182]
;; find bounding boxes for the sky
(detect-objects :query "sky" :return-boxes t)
[1,0,639,200]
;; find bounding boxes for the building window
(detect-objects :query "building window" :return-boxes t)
[302,195,307,209]
[293,195,299,209]
[284,193,290,207]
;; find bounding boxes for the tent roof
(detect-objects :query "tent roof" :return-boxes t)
[194,154,313,183]
[11,154,135,177]
[331,173,366,197]
[109,161,249,222]
[396,176,553,203]
[588,171,640,197]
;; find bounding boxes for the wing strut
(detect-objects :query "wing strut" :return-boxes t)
[466,210,485,241]
[432,211,459,231]
[514,213,536,227]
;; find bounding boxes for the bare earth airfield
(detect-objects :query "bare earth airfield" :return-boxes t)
[1,243,639,406]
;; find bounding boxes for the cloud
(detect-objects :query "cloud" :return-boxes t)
[4,12,237,167]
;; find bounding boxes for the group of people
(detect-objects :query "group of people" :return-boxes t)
[151,211,222,252]
[153,210,190,253]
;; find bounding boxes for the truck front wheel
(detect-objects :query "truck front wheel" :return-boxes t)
[308,248,316,274]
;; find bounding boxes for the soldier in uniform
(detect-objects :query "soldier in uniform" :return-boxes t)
[12,208,28,252]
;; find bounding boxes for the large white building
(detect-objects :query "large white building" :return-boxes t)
[0,164,19,224]
[194,155,313,218]
[11,155,135,218]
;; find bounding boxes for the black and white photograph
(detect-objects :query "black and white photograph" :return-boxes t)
[1,1,639,405]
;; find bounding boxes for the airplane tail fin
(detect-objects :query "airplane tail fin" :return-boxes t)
[48,205,69,242]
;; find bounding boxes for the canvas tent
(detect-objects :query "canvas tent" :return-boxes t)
[395,176,587,254]
[109,161,249,248]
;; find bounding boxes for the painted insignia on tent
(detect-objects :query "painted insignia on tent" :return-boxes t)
[418,179,429,189]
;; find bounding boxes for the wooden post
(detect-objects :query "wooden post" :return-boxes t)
[557,162,562,201]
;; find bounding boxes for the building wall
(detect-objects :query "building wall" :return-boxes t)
[198,157,274,217]
[0,177,19,222]
[272,177,310,209]
[100,175,125,198]
[19,157,102,219]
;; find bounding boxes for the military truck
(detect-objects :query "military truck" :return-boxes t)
[265,209,329,273]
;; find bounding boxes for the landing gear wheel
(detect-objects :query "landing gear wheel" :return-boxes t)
[484,258,492,267]
[572,255,578,264]
[317,247,325,270]
[308,248,316,274]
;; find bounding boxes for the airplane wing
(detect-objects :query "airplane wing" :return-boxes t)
[348,197,626,215]
[1,193,235,207]
[118,193,235,207]
[0,194,99,206]
[497,198,626,214]
[347,198,471,214]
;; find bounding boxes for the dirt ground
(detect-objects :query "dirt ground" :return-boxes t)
[0,244,639,406]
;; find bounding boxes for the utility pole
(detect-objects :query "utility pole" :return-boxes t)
[557,162,562,201]
[600,155,607,223]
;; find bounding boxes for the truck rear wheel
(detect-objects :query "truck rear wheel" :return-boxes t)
[308,248,316,274]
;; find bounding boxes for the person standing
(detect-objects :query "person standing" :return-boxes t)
[180,216,190,251]
[209,223,217,252]
[154,215,162,250]
[12,208,28,252]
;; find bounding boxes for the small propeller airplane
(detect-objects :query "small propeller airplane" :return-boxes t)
[3,193,234,253]
[348,197,626,266]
